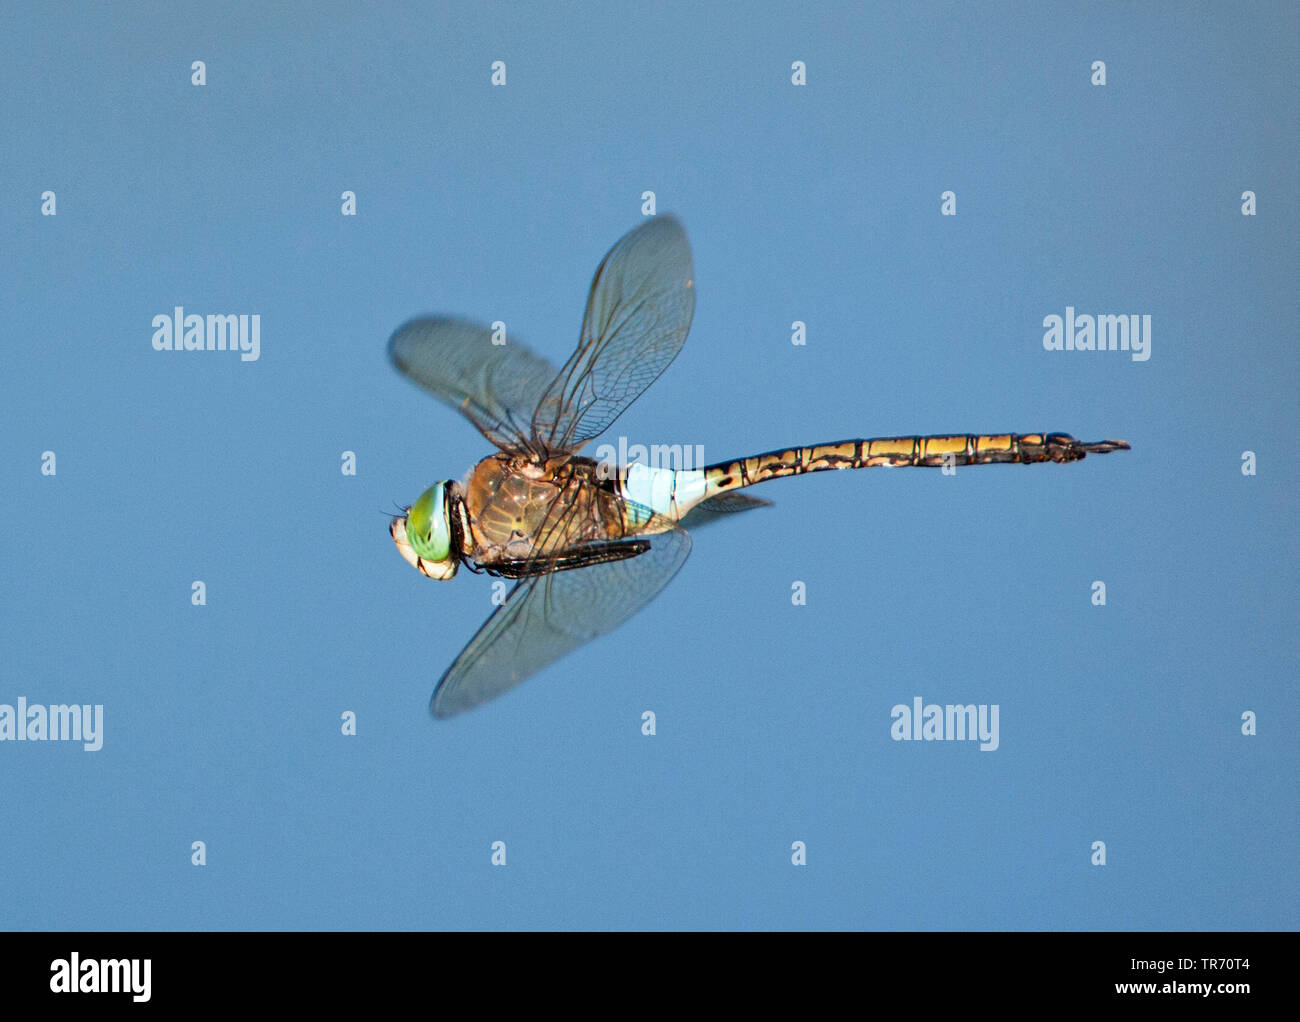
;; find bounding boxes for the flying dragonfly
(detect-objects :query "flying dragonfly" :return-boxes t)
[388,216,1130,718]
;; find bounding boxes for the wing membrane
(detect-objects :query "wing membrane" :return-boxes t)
[431,526,692,718]
[678,492,772,530]
[388,317,558,454]
[531,216,696,453]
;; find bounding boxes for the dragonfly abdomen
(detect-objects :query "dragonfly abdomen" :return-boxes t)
[702,433,1130,498]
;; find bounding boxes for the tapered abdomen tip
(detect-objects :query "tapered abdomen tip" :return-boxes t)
[1080,439,1131,453]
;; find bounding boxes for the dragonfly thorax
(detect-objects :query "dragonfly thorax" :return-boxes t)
[462,453,626,568]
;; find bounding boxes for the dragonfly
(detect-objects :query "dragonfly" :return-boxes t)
[388,216,1130,718]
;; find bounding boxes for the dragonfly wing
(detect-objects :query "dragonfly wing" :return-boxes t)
[678,492,772,530]
[388,317,559,454]
[531,216,696,453]
[431,526,692,719]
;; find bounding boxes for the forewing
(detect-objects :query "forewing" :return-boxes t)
[431,526,692,719]
[531,216,695,453]
[389,317,558,454]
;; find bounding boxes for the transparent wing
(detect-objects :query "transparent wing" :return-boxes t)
[531,216,696,453]
[431,526,692,719]
[388,317,559,455]
[677,492,772,530]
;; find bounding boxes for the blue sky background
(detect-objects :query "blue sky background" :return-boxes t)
[2,2,1296,930]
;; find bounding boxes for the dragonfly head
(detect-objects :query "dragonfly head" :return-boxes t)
[391,481,459,580]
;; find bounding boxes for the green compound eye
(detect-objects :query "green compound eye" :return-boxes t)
[407,482,452,562]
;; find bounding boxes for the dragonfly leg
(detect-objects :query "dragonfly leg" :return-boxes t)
[482,540,652,579]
